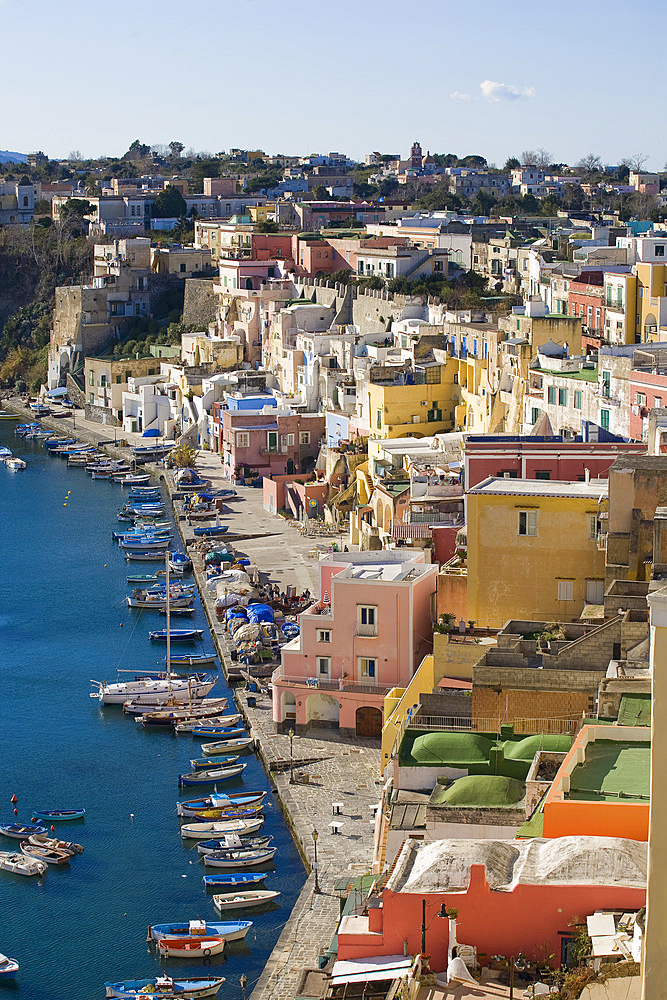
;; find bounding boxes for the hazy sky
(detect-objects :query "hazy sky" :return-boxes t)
[3,0,666,168]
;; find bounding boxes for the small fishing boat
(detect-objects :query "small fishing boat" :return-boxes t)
[0,447,12,459]
[148,919,252,944]
[27,833,83,855]
[202,847,276,869]
[32,808,85,822]
[180,817,264,839]
[177,792,265,817]
[201,737,254,755]
[178,764,246,786]
[105,975,225,999]
[126,573,160,584]
[20,842,70,866]
[136,698,228,725]
[203,872,267,889]
[158,936,225,959]
[174,714,240,734]
[149,629,204,643]
[190,756,239,769]
[45,437,75,449]
[119,474,151,485]
[125,550,170,561]
[168,653,217,668]
[213,889,280,911]
[5,457,26,471]
[189,806,262,822]
[187,725,245,739]
[193,525,229,537]
[196,835,272,855]
[0,851,47,876]
[0,823,47,840]
[119,537,170,551]
[0,411,19,420]
[169,552,192,574]
[159,606,195,616]
[127,595,193,610]
[0,954,19,980]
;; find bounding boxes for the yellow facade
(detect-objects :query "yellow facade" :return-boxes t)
[367,362,457,438]
[466,480,607,628]
[248,204,275,223]
[635,262,667,341]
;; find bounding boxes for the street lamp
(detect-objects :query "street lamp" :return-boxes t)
[240,974,247,1000]
[421,901,448,957]
[288,728,294,784]
[312,827,320,893]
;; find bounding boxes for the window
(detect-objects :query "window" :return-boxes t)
[317,630,331,643]
[531,407,540,425]
[656,245,665,257]
[236,432,250,448]
[357,605,377,636]
[358,657,377,680]
[280,433,295,449]
[557,580,574,601]
[89,371,94,386]
[267,431,278,453]
[376,409,382,430]
[501,469,518,478]
[655,397,662,408]
[558,388,567,406]
[574,390,582,409]
[535,470,551,480]
[115,375,121,384]
[299,431,310,445]
[547,386,557,405]
[518,510,538,536]
[589,515,600,539]
[600,408,610,430]
[635,393,647,406]
[317,656,331,678]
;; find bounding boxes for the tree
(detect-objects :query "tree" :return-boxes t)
[152,185,187,219]
[459,154,487,168]
[623,153,648,172]
[576,153,602,175]
[256,220,279,233]
[124,139,151,160]
[504,157,520,171]
[169,140,185,158]
[521,148,551,169]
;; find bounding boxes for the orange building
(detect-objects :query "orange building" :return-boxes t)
[542,724,650,841]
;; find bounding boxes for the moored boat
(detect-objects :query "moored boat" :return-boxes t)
[0,851,47,876]
[157,936,225,959]
[174,713,240,734]
[190,755,239,769]
[213,889,280,911]
[90,673,215,705]
[177,791,265,817]
[201,737,254,755]
[149,629,204,643]
[32,808,85,822]
[186,725,245,738]
[20,842,70,866]
[180,817,264,839]
[178,764,246,786]
[27,833,83,855]
[195,835,272,855]
[203,871,267,889]
[0,954,19,979]
[0,822,47,840]
[193,525,229,537]
[201,847,276,869]
[105,975,225,999]
[168,653,217,668]
[6,457,26,471]
[147,919,252,943]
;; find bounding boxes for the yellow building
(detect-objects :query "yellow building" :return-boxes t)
[635,262,667,342]
[466,476,608,628]
[367,361,458,439]
[248,203,275,223]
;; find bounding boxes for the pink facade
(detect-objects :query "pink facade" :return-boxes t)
[629,369,667,441]
[262,475,329,518]
[464,436,644,489]
[213,405,324,479]
[337,858,645,972]
[272,552,438,736]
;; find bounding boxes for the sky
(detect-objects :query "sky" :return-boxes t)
[2,0,667,169]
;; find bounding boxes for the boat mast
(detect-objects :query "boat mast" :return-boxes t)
[165,551,171,682]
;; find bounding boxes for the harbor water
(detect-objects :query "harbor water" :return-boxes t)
[0,424,306,1000]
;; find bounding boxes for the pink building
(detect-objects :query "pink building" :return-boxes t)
[629,369,667,441]
[213,400,324,480]
[213,259,292,364]
[337,836,646,972]
[272,551,438,737]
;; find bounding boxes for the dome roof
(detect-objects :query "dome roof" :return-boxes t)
[437,774,525,807]
[504,734,572,760]
[410,731,492,765]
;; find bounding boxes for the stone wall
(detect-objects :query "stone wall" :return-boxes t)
[84,402,121,426]
[292,277,428,337]
[183,278,217,329]
[472,685,595,729]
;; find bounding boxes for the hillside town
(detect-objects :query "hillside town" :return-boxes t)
[3,137,667,1000]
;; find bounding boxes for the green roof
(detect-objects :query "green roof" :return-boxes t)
[409,732,493,766]
[504,734,573,760]
[618,694,651,727]
[539,366,598,382]
[431,774,525,809]
[567,740,651,802]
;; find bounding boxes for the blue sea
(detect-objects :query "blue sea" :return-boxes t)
[0,424,305,1000]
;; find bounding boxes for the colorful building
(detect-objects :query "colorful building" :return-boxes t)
[271,551,438,736]
[213,397,324,479]
[367,362,458,439]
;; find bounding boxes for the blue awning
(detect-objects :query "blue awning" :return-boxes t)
[46,387,68,397]
[142,428,161,437]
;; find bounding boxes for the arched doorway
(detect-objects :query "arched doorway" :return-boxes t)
[383,503,392,534]
[356,706,382,737]
[245,277,253,290]
[281,691,296,724]
[305,692,340,729]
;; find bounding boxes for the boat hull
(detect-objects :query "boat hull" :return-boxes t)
[148,920,252,943]
[180,818,264,839]
[213,890,280,911]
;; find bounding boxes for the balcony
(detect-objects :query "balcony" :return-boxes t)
[355,622,378,637]
[276,672,391,696]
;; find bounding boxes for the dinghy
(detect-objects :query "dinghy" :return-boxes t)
[177,791,265,817]
[180,818,264,839]
[20,842,70,866]
[203,871,267,889]
[149,629,204,643]
[213,889,280,911]
[27,833,83,855]
[196,835,273,855]
[201,737,254,755]
[0,822,47,840]
[174,714,240,734]
[178,764,246,786]
[148,919,252,943]
[190,756,239,769]
[168,653,217,668]
[0,851,47,876]
[0,955,19,980]
[202,847,276,869]
[186,725,245,738]
[32,808,85,822]
[157,936,225,959]
[105,975,225,999]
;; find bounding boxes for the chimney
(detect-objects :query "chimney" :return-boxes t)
[584,467,590,482]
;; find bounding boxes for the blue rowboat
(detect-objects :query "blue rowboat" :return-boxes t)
[0,822,48,839]
[127,574,160,584]
[178,792,265,815]
[45,437,75,449]
[149,629,203,643]
[190,756,239,769]
[203,872,267,888]
[105,976,225,999]
[196,836,272,854]
[189,726,245,739]
[147,920,253,943]
[32,809,85,822]
[193,525,229,537]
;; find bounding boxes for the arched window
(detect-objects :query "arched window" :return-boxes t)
[245,278,253,290]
